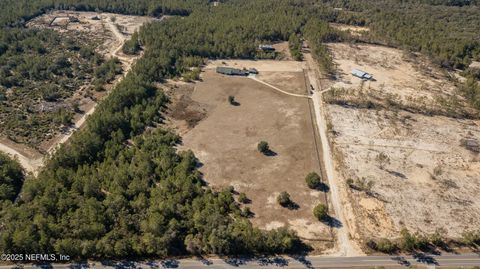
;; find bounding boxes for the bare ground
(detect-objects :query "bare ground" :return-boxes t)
[323,42,480,244]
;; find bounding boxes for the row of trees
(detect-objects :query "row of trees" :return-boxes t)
[367,228,480,254]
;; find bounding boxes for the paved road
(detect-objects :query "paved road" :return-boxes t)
[1,254,479,269]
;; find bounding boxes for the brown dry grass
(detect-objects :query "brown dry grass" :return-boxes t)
[167,64,334,252]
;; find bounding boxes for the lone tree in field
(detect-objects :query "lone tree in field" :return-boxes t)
[277,191,291,207]
[305,172,321,189]
[257,141,269,154]
[313,203,328,221]
[228,95,235,105]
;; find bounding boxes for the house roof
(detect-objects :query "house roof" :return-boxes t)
[352,68,372,79]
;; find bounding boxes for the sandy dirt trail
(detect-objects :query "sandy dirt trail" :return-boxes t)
[249,76,311,98]
[0,143,43,175]
[304,52,362,257]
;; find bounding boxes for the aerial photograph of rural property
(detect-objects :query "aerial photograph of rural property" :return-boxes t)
[0,0,479,268]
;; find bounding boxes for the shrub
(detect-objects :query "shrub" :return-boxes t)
[313,203,328,220]
[346,178,354,188]
[257,141,269,154]
[228,95,235,105]
[305,172,321,189]
[238,192,249,204]
[241,207,252,217]
[277,191,291,207]
[462,230,480,246]
[374,238,397,253]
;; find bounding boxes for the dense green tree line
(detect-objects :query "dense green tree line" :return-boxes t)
[0,153,24,202]
[324,0,480,69]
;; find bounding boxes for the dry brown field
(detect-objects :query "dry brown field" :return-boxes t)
[165,60,335,252]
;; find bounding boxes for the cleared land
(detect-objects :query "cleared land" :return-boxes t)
[323,43,480,244]
[0,11,155,173]
[329,23,370,37]
[167,60,334,252]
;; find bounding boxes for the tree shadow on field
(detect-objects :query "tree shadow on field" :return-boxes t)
[263,149,277,157]
[321,215,343,228]
[230,100,241,106]
[286,201,300,210]
[315,182,330,192]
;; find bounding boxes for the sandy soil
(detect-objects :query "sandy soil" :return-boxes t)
[272,41,293,60]
[328,106,480,239]
[323,42,480,242]
[168,66,333,251]
[329,23,370,36]
[256,71,309,95]
[326,43,458,103]
[470,61,480,69]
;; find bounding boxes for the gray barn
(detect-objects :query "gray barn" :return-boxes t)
[216,67,249,76]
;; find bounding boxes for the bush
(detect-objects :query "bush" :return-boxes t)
[313,203,328,220]
[462,230,480,246]
[238,192,249,204]
[228,95,235,105]
[367,238,397,253]
[257,141,269,154]
[305,172,321,189]
[277,191,291,207]
[241,207,252,217]
[346,178,354,188]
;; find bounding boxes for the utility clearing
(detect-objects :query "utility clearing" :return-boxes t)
[0,11,156,174]
[322,42,480,245]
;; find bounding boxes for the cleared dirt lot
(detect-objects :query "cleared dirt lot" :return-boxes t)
[168,60,333,251]
[323,43,480,243]
[329,23,370,37]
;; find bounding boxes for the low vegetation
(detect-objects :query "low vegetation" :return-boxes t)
[288,33,302,61]
[0,28,115,147]
[257,141,270,154]
[313,203,328,221]
[277,191,291,207]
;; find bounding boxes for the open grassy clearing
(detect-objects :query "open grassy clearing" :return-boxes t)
[166,60,334,252]
[322,43,480,246]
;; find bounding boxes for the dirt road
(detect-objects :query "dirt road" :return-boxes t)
[304,52,362,256]
[0,143,43,175]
